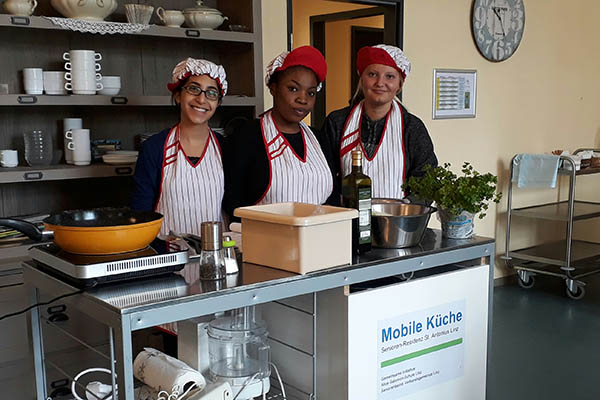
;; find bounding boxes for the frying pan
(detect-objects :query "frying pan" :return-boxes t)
[0,207,163,255]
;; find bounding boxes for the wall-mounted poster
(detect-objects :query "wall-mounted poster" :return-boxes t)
[432,69,477,119]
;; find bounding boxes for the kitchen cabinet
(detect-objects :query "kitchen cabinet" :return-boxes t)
[0,0,263,217]
[504,150,600,299]
[0,2,264,395]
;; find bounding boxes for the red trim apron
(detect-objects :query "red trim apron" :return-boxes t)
[257,111,333,205]
[340,99,406,199]
[155,125,224,236]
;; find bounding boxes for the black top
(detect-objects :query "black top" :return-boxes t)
[222,118,337,218]
[322,103,438,201]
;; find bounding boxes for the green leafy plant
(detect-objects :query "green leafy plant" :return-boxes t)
[403,162,502,219]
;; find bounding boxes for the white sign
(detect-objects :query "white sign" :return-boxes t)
[348,266,489,400]
[378,300,466,398]
[432,69,477,119]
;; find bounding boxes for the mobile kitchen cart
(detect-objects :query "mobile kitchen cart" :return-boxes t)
[24,230,494,400]
[504,150,600,299]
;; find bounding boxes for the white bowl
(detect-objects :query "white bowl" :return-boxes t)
[98,87,120,95]
[125,3,153,24]
[100,76,121,86]
[51,0,118,21]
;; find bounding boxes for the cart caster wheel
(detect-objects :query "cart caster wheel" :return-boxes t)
[518,275,535,289]
[566,285,585,300]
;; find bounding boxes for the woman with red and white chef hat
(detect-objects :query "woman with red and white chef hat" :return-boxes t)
[323,44,437,201]
[132,58,227,236]
[223,46,335,217]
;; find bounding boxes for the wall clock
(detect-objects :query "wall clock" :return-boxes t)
[472,0,525,62]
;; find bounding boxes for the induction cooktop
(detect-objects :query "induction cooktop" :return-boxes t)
[29,238,189,288]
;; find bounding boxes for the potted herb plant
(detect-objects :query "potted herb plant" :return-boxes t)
[403,162,502,239]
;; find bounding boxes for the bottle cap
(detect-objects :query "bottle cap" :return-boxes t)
[351,149,363,166]
[201,221,222,251]
[222,235,236,248]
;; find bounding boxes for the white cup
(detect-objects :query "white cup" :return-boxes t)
[63,118,82,164]
[23,68,43,95]
[43,71,67,95]
[63,50,102,63]
[65,71,103,95]
[0,150,18,168]
[67,129,91,166]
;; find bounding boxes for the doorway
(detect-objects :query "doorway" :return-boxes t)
[289,0,403,128]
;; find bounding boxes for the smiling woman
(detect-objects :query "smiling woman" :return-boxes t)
[323,44,437,203]
[131,58,227,236]
[223,46,337,218]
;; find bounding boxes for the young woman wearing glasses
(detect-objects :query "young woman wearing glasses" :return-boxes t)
[132,58,228,236]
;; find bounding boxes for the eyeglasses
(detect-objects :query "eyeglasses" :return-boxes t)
[181,85,220,101]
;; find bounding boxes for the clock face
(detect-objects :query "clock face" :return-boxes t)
[472,0,525,61]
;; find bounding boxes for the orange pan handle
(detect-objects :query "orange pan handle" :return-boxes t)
[0,218,53,242]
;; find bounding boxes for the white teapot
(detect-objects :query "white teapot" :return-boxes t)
[3,0,37,16]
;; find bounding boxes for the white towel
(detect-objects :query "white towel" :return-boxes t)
[512,154,561,188]
[133,348,206,397]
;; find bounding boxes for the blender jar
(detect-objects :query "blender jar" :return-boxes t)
[207,307,270,382]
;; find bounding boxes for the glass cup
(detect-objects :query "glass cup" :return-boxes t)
[24,130,53,166]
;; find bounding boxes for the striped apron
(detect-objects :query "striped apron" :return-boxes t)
[340,99,406,199]
[154,124,224,334]
[155,124,224,236]
[257,111,333,205]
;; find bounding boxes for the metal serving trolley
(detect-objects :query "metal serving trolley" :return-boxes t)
[24,230,494,400]
[504,149,600,299]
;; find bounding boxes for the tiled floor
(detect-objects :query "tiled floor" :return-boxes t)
[488,273,600,400]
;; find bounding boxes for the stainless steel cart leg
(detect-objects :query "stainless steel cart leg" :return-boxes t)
[114,315,135,400]
[29,286,48,400]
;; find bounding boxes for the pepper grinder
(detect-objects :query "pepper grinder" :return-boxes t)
[199,221,226,281]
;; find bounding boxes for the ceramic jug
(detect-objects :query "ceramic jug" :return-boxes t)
[3,0,37,16]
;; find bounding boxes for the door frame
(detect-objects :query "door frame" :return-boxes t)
[286,0,404,128]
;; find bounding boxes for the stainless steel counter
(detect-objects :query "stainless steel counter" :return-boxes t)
[23,229,494,399]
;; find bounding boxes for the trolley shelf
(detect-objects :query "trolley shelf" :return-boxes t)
[511,200,600,221]
[558,166,600,176]
[508,240,600,267]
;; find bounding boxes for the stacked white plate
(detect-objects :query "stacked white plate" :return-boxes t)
[102,150,138,165]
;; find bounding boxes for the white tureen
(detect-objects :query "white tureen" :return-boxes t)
[183,0,228,30]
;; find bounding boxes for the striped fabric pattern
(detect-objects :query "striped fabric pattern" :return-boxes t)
[340,99,406,199]
[257,111,333,205]
[155,125,224,236]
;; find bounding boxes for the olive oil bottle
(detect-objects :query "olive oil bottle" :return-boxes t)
[342,149,372,254]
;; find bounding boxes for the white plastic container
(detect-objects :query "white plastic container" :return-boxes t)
[234,202,358,274]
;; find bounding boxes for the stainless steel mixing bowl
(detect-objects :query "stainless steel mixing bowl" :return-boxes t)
[371,199,437,248]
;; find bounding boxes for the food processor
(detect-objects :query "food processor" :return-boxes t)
[207,306,271,399]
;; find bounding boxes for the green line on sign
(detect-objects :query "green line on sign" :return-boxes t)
[381,338,463,368]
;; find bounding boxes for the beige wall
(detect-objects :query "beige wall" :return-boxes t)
[263,0,600,278]
[261,0,288,111]
[403,0,600,277]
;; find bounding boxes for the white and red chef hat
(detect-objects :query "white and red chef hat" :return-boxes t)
[265,45,327,91]
[167,58,228,96]
[357,44,411,80]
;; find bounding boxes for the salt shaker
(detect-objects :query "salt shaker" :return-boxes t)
[199,221,226,280]
[223,235,239,275]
